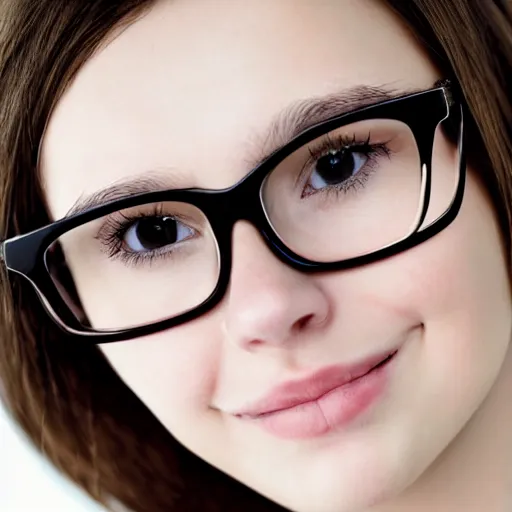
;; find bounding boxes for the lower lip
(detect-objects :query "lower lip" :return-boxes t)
[244,352,397,439]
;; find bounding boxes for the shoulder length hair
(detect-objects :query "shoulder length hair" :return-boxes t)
[0,1,511,511]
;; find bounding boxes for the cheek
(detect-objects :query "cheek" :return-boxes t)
[407,169,511,365]
[419,177,511,416]
[342,167,510,336]
[322,167,511,419]
[100,319,221,428]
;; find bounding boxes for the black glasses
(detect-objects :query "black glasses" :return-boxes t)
[1,80,466,343]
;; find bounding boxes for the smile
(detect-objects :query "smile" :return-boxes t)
[234,347,400,439]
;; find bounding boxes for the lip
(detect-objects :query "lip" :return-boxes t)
[233,347,399,419]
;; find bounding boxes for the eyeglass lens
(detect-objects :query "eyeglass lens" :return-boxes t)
[45,117,459,331]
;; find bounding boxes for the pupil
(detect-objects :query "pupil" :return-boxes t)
[316,149,355,185]
[136,217,177,250]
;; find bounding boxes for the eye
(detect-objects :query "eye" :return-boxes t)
[124,216,194,253]
[308,148,369,192]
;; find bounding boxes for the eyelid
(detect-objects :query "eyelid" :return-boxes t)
[306,133,369,159]
[95,210,201,266]
[106,203,204,229]
[294,133,372,188]
[296,134,394,199]
[108,235,195,269]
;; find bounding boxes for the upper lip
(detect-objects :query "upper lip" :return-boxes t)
[232,347,399,418]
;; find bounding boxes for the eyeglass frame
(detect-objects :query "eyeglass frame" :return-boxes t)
[0,79,466,344]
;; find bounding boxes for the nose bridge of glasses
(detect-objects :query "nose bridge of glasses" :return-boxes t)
[220,169,267,223]
[212,169,298,269]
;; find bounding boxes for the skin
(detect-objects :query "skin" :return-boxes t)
[40,1,512,511]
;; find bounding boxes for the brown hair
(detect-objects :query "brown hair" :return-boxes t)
[0,1,511,511]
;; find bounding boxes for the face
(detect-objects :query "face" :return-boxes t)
[40,1,512,511]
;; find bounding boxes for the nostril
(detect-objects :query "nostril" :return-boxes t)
[294,313,315,331]
[244,338,265,350]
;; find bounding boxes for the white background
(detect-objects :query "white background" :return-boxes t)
[0,405,105,511]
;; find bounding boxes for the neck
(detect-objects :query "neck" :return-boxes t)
[376,340,512,512]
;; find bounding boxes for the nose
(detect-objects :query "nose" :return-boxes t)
[221,222,330,351]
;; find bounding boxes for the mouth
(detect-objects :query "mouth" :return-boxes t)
[233,347,399,420]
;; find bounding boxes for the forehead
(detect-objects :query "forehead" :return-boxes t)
[40,0,438,219]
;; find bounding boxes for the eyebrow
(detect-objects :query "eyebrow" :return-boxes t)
[65,83,421,218]
[247,82,420,167]
[65,171,185,218]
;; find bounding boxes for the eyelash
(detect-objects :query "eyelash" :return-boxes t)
[95,133,392,266]
[95,205,195,267]
[299,132,393,199]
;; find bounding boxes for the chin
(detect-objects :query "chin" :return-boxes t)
[251,445,412,512]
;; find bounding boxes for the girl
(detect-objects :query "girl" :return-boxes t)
[1,1,511,511]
